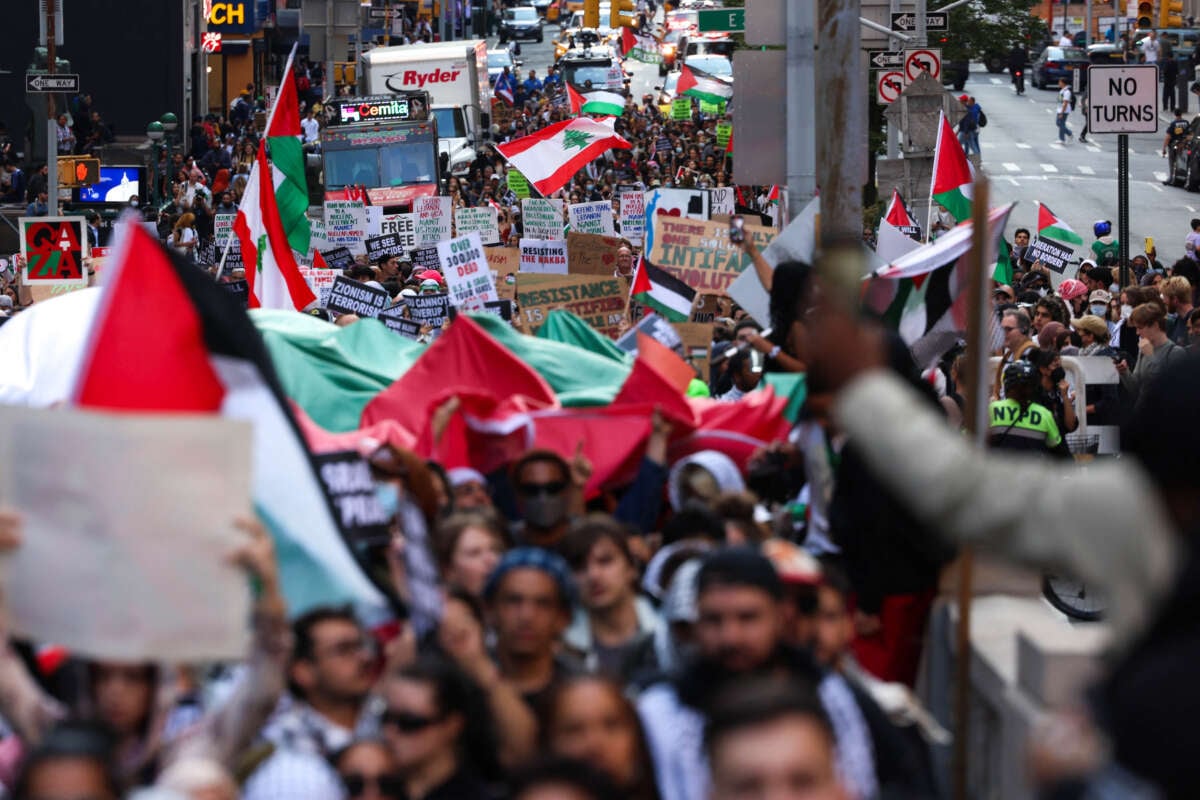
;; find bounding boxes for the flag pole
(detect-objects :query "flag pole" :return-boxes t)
[216,43,301,281]
[952,171,991,800]
[925,109,945,244]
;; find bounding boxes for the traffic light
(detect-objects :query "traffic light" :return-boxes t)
[1160,0,1183,27]
[56,157,100,188]
[609,0,637,28]
[582,0,600,29]
[1137,1,1153,28]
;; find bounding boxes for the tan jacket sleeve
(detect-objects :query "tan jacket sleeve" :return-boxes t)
[833,370,1180,654]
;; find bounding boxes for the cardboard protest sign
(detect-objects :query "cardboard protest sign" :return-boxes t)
[648,216,774,295]
[365,233,406,263]
[221,278,250,309]
[674,322,714,382]
[410,244,441,272]
[312,451,392,555]
[214,213,237,247]
[710,187,736,218]
[326,276,390,318]
[454,206,500,245]
[380,213,418,251]
[379,309,424,339]
[519,239,568,274]
[494,272,518,304]
[671,97,692,120]
[405,292,450,328]
[1030,237,1074,274]
[568,201,616,235]
[516,273,629,338]
[19,217,88,285]
[439,233,498,310]
[414,196,452,246]
[521,198,565,240]
[320,246,356,270]
[301,267,341,308]
[484,246,521,278]
[619,191,645,245]
[507,169,531,198]
[324,200,369,254]
[566,232,624,277]
[691,293,733,322]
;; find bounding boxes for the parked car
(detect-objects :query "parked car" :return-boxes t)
[654,70,680,104]
[487,47,521,84]
[1087,42,1128,64]
[1031,45,1089,89]
[1167,115,1200,190]
[500,6,544,44]
[941,60,968,90]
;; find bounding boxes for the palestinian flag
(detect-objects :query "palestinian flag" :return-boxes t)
[68,221,389,617]
[495,117,632,197]
[574,86,627,117]
[263,45,310,256]
[865,203,1015,367]
[233,141,317,311]
[678,63,733,104]
[930,110,974,225]
[1037,201,1084,245]
[875,189,922,263]
[621,27,661,63]
[631,256,695,322]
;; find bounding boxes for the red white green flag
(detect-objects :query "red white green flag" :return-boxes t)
[930,110,974,224]
[678,63,733,104]
[494,117,632,197]
[1037,201,1084,245]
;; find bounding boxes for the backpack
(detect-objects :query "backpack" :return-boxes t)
[978,109,988,128]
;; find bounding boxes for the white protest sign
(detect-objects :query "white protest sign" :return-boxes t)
[366,205,384,236]
[519,239,568,274]
[568,201,616,235]
[710,187,736,217]
[521,198,565,240]
[310,217,329,252]
[301,267,341,308]
[438,232,498,309]
[454,206,500,245]
[380,213,418,251]
[415,196,452,246]
[1086,65,1159,134]
[619,191,645,246]
[214,213,237,247]
[324,200,369,255]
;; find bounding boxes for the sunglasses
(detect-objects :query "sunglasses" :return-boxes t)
[517,480,568,497]
[342,772,406,797]
[382,709,444,733]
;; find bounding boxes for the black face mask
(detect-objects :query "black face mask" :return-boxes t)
[1050,366,1066,384]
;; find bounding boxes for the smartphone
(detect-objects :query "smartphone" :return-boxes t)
[1145,236,1155,252]
[729,214,745,244]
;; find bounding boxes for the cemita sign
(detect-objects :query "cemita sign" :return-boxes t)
[337,97,413,124]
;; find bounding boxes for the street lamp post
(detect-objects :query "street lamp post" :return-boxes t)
[146,120,165,207]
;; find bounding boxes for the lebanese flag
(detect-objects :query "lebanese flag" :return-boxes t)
[930,110,974,224]
[875,189,923,263]
[866,203,1015,367]
[264,46,311,256]
[233,141,317,311]
[1037,201,1084,245]
[68,221,388,617]
[678,63,733,104]
[495,117,632,197]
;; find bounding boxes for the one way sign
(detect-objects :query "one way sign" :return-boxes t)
[868,50,904,69]
[890,12,948,32]
[25,73,80,93]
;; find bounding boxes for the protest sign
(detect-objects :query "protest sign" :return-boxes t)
[0,406,252,661]
[379,310,424,339]
[690,293,733,323]
[716,121,732,149]
[619,191,645,245]
[484,245,521,278]
[648,216,774,295]
[454,206,500,245]
[327,276,390,318]
[710,187,736,218]
[320,246,356,270]
[439,233,498,309]
[380,213,418,251]
[495,271,518,304]
[675,322,714,382]
[405,292,450,328]
[414,196,452,246]
[366,205,383,236]
[645,187,711,221]
[615,312,684,354]
[221,278,250,309]
[507,169,531,198]
[214,213,237,247]
[519,239,568,274]
[410,244,441,272]
[566,232,624,277]
[482,299,514,321]
[1030,237,1074,274]
[310,217,329,251]
[521,198,565,240]
[516,273,628,337]
[324,200,369,254]
[568,201,616,235]
[365,233,406,263]
[699,99,726,116]
[312,451,392,555]
[671,97,693,120]
[19,216,87,286]
[301,268,341,308]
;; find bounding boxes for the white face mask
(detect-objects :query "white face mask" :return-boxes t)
[1090,303,1108,316]
[1121,304,1134,320]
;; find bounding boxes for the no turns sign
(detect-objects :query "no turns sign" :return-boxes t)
[877,71,905,104]
[1087,65,1158,134]
[904,48,942,82]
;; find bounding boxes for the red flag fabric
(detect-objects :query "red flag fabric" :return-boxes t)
[567,83,585,115]
[636,332,695,394]
[269,60,302,138]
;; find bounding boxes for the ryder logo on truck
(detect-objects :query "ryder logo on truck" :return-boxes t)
[385,68,463,92]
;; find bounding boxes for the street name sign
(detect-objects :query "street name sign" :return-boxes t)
[697,8,745,32]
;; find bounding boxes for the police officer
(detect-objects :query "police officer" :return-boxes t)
[1163,108,1190,159]
[988,360,1071,458]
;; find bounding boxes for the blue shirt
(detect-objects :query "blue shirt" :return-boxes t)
[522,77,543,94]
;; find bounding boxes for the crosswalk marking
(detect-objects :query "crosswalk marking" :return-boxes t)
[1154,171,1168,182]
[990,77,1003,85]
[1041,163,1058,172]
[1006,177,1021,185]
[1078,165,1095,175]
[1016,143,1032,149]
[1187,205,1196,212]
[1003,162,1021,172]
[1151,183,1164,192]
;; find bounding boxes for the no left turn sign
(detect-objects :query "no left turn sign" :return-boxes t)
[877,71,905,104]
[904,48,942,82]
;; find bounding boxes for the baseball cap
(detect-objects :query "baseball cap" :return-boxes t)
[1071,314,1109,339]
[1089,289,1113,305]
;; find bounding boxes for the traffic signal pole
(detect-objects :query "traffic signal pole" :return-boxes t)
[47,0,58,217]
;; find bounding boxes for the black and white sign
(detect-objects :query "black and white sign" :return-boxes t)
[320,246,356,269]
[615,312,684,355]
[404,292,450,328]
[378,306,423,339]
[221,278,250,308]
[1029,237,1075,274]
[312,451,392,554]
[1086,65,1159,134]
[890,12,947,32]
[26,72,80,93]
[904,48,942,82]
[326,276,390,318]
[365,233,406,262]
[482,299,514,321]
[410,244,441,272]
[868,49,904,69]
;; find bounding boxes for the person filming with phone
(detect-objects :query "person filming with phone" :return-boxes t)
[732,215,808,374]
[1115,302,1188,405]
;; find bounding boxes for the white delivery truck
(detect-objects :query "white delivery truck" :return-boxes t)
[362,40,489,178]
